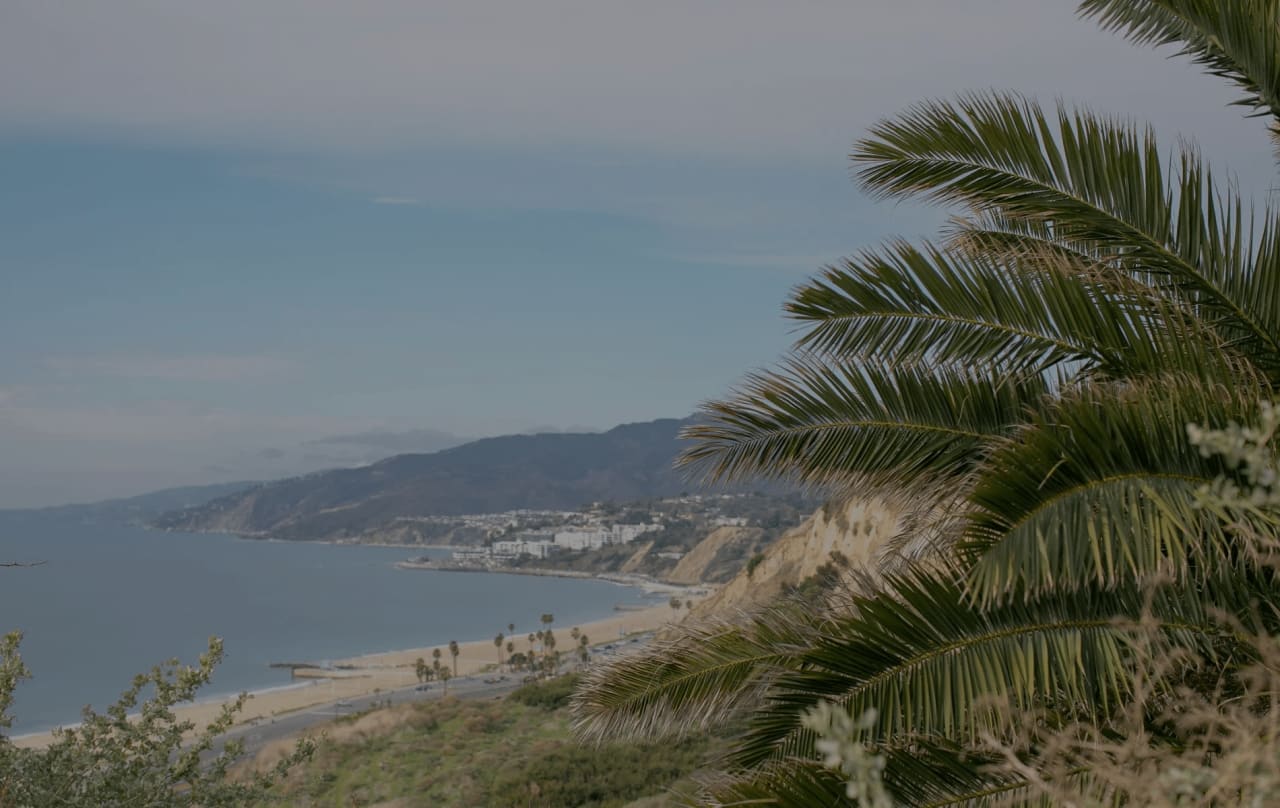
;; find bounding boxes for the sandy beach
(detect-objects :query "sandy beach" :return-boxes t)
[12,600,679,750]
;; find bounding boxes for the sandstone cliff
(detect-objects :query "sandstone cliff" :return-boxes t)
[666,526,761,585]
[693,497,900,617]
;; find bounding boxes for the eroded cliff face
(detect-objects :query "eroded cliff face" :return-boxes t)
[666,526,760,585]
[693,497,900,617]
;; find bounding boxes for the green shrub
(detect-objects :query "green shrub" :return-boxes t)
[509,673,581,710]
[486,735,709,808]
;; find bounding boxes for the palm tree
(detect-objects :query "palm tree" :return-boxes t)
[494,633,505,671]
[508,622,516,636]
[573,2,1280,803]
[542,630,558,677]
[448,639,460,678]
[505,639,515,669]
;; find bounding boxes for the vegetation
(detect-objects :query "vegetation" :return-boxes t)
[574,2,1280,804]
[258,675,713,808]
[509,672,584,710]
[0,636,311,806]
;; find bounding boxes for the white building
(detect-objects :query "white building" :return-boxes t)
[554,523,662,551]
[553,530,608,551]
[492,539,553,559]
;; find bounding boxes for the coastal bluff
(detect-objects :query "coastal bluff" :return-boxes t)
[692,497,901,616]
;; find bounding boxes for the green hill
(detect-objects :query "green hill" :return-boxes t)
[151,418,704,541]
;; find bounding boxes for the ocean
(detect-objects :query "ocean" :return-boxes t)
[0,510,652,734]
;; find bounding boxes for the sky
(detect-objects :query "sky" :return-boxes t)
[1,0,1276,507]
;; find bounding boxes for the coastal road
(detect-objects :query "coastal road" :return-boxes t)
[220,634,654,760]
[221,674,521,759]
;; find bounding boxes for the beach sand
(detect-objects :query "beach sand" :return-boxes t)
[12,601,678,750]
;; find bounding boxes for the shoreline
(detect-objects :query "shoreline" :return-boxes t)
[394,559,707,597]
[10,596,692,750]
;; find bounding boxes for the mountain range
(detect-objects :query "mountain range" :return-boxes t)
[150,417,714,542]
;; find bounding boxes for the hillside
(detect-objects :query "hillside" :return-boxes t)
[691,496,902,617]
[1,481,258,525]
[152,418,701,542]
[247,675,716,807]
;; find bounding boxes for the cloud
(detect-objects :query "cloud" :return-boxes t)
[372,196,422,205]
[0,0,1262,162]
[43,353,296,382]
[0,401,361,442]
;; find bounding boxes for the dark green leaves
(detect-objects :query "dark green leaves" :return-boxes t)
[681,361,1042,488]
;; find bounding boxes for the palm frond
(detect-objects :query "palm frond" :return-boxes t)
[853,92,1280,376]
[729,569,1225,769]
[692,745,1053,808]
[690,759,853,808]
[960,378,1258,604]
[680,360,1044,489]
[787,239,1236,382]
[571,603,823,744]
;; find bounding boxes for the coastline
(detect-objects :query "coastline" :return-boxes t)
[11,598,688,751]
[395,559,707,597]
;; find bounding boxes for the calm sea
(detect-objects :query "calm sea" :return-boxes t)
[0,510,652,734]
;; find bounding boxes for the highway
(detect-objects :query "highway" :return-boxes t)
[219,634,653,760]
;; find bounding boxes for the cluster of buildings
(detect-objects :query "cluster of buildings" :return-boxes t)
[452,521,662,563]
[392,509,579,537]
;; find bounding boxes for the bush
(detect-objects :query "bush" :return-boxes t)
[509,673,581,710]
[486,735,709,808]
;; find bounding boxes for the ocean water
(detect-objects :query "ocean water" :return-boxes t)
[0,511,652,733]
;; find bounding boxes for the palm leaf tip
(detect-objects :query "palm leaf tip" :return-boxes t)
[571,608,825,745]
[678,360,1042,491]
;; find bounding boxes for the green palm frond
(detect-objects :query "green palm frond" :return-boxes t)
[571,603,822,743]
[960,379,1257,603]
[786,239,1234,381]
[693,747,1048,808]
[881,740,1046,808]
[1079,0,1280,130]
[730,569,1225,770]
[853,92,1280,376]
[680,360,1044,488]
[944,212,1102,266]
[689,760,853,808]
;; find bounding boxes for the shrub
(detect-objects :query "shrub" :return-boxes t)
[509,673,581,710]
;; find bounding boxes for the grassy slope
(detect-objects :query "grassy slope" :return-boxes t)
[255,675,713,808]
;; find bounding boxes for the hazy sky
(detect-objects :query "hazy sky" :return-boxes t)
[2,1,1275,506]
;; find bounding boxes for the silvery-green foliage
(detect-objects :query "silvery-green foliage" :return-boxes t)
[0,632,312,807]
[801,703,892,808]
[1187,400,1280,511]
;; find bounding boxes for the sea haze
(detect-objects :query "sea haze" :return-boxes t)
[0,511,651,733]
